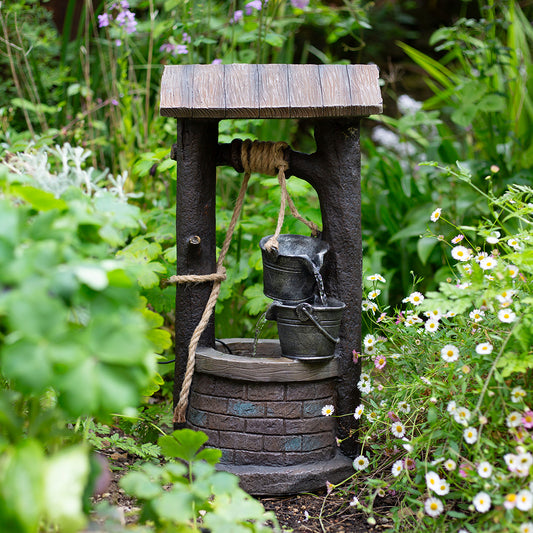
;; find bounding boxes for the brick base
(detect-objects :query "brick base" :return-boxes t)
[187,339,354,494]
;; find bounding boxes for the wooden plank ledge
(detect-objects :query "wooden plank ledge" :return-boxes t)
[160,64,382,119]
[196,339,339,382]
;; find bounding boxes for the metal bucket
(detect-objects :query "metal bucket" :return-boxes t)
[266,299,345,361]
[260,234,329,304]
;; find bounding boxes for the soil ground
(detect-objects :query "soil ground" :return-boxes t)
[91,451,396,532]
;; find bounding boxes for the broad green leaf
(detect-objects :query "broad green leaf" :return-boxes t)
[120,471,162,500]
[11,185,67,211]
[417,237,437,265]
[477,94,506,112]
[195,447,223,465]
[0,440,45,533]
[158,429,208,461]
[146,328,172,353]
[451,104,477,128]
[153,490,196,523]
[44,445,90,533]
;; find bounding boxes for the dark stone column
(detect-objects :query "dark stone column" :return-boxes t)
[290,119,363,458]
[174,119,219,428]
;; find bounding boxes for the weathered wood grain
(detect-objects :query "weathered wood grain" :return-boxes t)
[191,64,225,118]
[258,64,290,118]
[160,64,382,118]
[225,63,259,118]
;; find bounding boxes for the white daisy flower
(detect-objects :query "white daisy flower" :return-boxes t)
[486,233,500,244]
[391,459,403,477]
[406,291,424,305]
[451,245,472,262]
[444,458,456,471]
[508,237,522,251]
[504,453,518,470]
[441,344,459,363]
[506,411,522,428]
[420,376,431,385]
[321,404,335,416]
[434,479,450,496]
[362,299,378,313]
[424,497,443,517]
[424,309,442,320]
[424,318,439,333]
[363,344,376,355]
[354,404,364,419]
[430,208,442,222]
[510,386,526,403]
[498,309,516,323]
[473,492,491,513]
[507,264,519,278]
[462,263,473,275]
[366,273,386,283]
[397,401,411,414]
[447,400,457,413]
[349,496,359,507]
[479,256,498,270]
[451,234,464,244]
[357,380,373,394]
[453,406,471,425]
[463,426,478,444]
[445,310,457,318]
[477,461,493,478]
[368,289,381,300]
[404,315,423,327]
[516,490,533,512]
[363,334,376,347]
[469,309,485,322]
[519,522,533,533]
[391,422,406,438]
[353,455,369,471]
[474,251,488,263]
[366,411,377,422]
[425,471,440,492]
[476,342,493,355]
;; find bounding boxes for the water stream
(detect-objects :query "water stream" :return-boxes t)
[252,310,268,356]
[312,266,328,306]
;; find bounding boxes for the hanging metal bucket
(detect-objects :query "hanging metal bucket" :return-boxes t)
[266,299,345,361]
[260,234,329,304]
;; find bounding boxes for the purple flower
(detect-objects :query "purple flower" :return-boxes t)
[245,0,263,15]
[231,9,243,23]
[120,0,129,8]
[182,32,191,43]
[98,12,111,28]
[212,59,222,64]
[116,9,137,34]
[115,39,122,47]
[111,98,119,106]
[159,42,188,56]
[291,0,309,8]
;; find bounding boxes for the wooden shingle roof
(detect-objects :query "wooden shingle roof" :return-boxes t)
[160,64,382,119]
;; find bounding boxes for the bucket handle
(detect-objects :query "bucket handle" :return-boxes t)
[296,303,340,345]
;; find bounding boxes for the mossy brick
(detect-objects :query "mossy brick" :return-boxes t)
[301,433,333,452]
[265,401,302,419]
[193,374,247,399]
[227,399,265,417]
[218,431,263,451]
[247,382,286,401]
[189,391,228,414]
[187,407,208,427]
[302,399,326,418]
[263,435,302,453]
[285,416,335,434]
[246,418,284,435]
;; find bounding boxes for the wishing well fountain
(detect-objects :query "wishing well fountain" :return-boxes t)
[159,64,382,495]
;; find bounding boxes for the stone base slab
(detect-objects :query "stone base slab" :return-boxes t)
[217,450,354,496]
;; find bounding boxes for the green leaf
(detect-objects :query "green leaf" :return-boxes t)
[0,440,45,533]
[477,94,506,112]
[451,104,477,128]
[11,185,67,211]
[120,471,162,500]
[146,328,172,353]
[417,237,437,265]
[44,445,90,533]
[195,447,222,465]
[153,489,196,523]
[158,429,209,461]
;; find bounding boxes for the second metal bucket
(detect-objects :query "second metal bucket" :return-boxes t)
[266,299,345,361]
[260,234,329,304]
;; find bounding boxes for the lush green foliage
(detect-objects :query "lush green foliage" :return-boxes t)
[120,429,279,532]
[330,170,533,532]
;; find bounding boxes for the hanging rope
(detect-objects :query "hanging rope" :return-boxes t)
[168,140,320,423]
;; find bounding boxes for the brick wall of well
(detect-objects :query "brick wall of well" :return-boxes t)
[187,373,337,467]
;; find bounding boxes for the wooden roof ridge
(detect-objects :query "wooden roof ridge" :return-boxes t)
[160,63,382,119]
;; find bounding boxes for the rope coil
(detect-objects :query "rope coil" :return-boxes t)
[170,140,320,423]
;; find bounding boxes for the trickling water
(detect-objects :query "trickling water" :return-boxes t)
[252,310,268,356]
[312,266,327,306]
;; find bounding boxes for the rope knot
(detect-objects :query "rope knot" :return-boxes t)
[241,139,289,176]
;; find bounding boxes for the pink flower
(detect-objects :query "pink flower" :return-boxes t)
[291,0,309,7]
[352,350,359,364]
[98,12,111,28]
[245,0,263,15]
[387,411,399,422]
[522,410,533,429]
[374,355,387,370]
[231,9,243,23]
